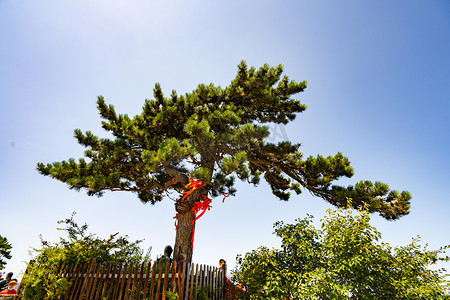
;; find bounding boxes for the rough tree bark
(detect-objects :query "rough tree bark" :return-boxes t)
[172,189,201,263]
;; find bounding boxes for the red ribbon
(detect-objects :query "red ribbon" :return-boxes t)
[172,177,231,249]
[181,177,204,202]
[192,195,212,223]
[191,224,196,250]
[165,177,177,186]
[222,192,230,203]
[173,214,178,229]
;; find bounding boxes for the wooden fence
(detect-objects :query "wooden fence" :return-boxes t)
[15,258,226,300]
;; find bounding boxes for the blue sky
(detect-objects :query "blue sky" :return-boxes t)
[1,0,449,278]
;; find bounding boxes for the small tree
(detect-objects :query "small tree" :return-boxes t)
[21,213,151,299]
[232,206,450,299]
[0,235,12,270]
[37,61,411,263]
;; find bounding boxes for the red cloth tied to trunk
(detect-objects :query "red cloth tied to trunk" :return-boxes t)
[190,195,212,249]
[181,177,204,202]
[191,195,212,223]
[173,177,228,249]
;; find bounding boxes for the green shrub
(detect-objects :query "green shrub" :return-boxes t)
[21,212,151,299]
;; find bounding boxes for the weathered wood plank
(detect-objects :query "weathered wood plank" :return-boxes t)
[188,263,195,300]
[111,263,123,300]
[87,262,101,300]
[183,263,192,300]
[99,263,112,300]
[124,263,134,300]
[93,263,106,300]
[84,259,97,300]
[116,263,128,300]
[79,258,95,299]
[142,260,153,299]
[74,263,88,300]
[161,260,170,299]
[170,260,177,294]
[135,262,144,300]
[66,263,80,300]
[148,261,158,300]
[155,260,164,300]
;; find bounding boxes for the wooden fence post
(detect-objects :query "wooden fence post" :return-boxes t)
[79,257,96,300]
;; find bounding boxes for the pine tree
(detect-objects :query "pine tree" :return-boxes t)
[37,61,411,263]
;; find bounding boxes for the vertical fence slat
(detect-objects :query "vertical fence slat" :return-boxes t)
[192,264,200,299]
[205,265,210,298]
[74,263,88,300]
[209,266,213,298]
[177,261,185,300]
[75,263,89,300]
[87,262,101,300]
[128,262,139,299]
[105,263,116,300]
[148,261,158,300]
[141,260,152,300]
[93,263,106,300]
[221,268,225,300]
[84,259,98,300]
[170,260,177,294]
[194,264,200,300]
[216,268,220,300]
[216,267,220,300]
[104,263,113,300]
[210,266,214,300]
[124,262,134,300]
[183,263,193,300]
[155,260,164,300]
[182,261,191,300]
[79,258,96,300]
[112,263,123,300]
[200,265,205,296]
[196,264,202,299]
[117,263,128,300]
[66,263,80,300]
[213,267,217,300]
[99,263,112,300]
[188,263,195,300]
[176,261,182,299]
[134,262,145,300]
[105,263,119,299]
[161,259,170,299]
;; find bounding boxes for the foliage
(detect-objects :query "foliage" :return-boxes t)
[224,278,248,300]
[232,206,450,299]
[0,235,12,270]
[37,61,411,217]
[21,212,151,300]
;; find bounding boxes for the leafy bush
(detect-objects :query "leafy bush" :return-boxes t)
[232,205,449,299]
[21,212,151,299]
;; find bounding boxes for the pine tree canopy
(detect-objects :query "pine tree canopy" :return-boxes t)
[37,61,411,220]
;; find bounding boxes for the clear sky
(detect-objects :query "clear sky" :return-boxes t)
[1,0,449,279]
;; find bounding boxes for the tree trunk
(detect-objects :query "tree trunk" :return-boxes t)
[173,210,196,263]
[173,189,201,264]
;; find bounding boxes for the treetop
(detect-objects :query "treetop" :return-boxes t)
[37,61,411,219]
